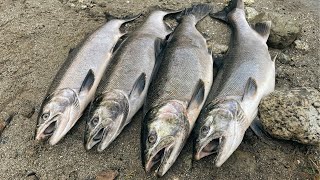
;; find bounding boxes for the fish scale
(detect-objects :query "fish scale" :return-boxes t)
[36,17,138,145]
[84,10,177,152]
[194,0,275,167]
[48,20,124,94]
[142,4,213,177]
[99,34,158,95]
[146,36,211,111]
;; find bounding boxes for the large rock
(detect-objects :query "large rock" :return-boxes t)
[251,12,301,49]
[259,87,320,145]
[245,7,259,21]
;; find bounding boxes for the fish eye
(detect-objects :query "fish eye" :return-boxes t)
[42,113,50,120]
[148,134,157,144]
[91,117,99,126]
[201,126,209,136]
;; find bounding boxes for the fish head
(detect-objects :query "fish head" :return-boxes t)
[142,101,189,177]
[36,88,80,145]
[194,99,246,167]
[84,91,129,152]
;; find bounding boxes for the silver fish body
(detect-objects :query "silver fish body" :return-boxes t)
[84,10,176,152]
[141,4,213,177]
[36,17,138,145]
[194,0,275,167]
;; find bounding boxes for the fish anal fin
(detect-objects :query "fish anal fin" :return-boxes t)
[129,73,146,100]
[187,80,205,110]
[154,37,165,58]
[254,21,271,41]
[79,69,95,94]
[213,54,224,70]
[242,77,257,102]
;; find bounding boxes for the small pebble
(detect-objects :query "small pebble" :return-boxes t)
[80,5,87,9]
[294,40,310,51]
[96,169,119,180]
[313,101,320,108]
[244,0,255,6]
[277,52,291,64]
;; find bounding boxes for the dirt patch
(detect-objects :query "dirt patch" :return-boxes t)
[0,0,319,179]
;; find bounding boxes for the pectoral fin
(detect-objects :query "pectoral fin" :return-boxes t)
[79,69,95,95]
[129,73,146,100]
[241,77,257,102]
[250,116,272,140]
[187,80,205,110]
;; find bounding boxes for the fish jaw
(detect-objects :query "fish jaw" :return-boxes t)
[36,88,81,145]
[142,101,189,177]
[48,107,80,145]
[194,99,247,166]
[144,136,175,173]
[84,91,129,151]
[215,120,244,167]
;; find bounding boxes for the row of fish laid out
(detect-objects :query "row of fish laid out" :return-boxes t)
[35,0,275,177]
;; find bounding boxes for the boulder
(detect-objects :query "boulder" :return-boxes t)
[251,12,301,49]
[259,87,320,145]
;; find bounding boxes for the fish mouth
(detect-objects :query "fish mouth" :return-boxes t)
[144,136,180,177]
[35,115,60,141]
[194,136,221,160]
[194,121,244,167]
[85,123,120,152]
[85,126,107,150]
[145,143,174,176]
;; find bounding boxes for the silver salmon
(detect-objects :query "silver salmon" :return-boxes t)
[141,4,213,177]
[194,0,275,167]
[35,16,138,145]
[84,10,179,152]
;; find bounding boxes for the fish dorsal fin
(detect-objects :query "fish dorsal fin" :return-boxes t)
[187,80,205,110]
[129,73,146,100]
[79,69,95,94]
[253,21,271,42]
[242,77,258,102]
[213,54,224,70]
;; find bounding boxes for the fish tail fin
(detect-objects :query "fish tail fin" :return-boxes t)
[210,0,244,23]
[104,13,141,23]
[149,6,183,15]
[181,4,212,23]
[122,14,141,23]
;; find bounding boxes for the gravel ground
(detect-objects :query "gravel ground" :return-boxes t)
[0,0,319,179]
